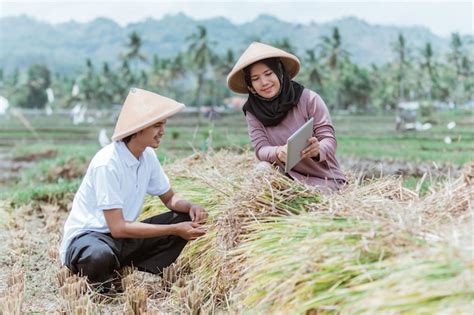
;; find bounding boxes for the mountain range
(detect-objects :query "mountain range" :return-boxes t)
[1,13,472,75]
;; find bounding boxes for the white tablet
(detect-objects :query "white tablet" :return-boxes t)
[285,117,314,173]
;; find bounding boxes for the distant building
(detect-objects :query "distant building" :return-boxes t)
[396,101,419,131]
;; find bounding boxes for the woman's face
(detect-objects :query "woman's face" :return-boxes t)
[248,62,281,99]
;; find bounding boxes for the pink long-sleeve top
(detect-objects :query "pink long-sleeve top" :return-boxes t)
[245,88,347,192]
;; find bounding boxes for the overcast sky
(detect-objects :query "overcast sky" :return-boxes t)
[1,0,472,37]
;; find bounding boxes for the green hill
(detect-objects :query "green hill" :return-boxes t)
[0,13,472,75]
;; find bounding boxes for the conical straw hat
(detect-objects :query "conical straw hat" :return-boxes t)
[112,88,185,141]
[226,42,300,94]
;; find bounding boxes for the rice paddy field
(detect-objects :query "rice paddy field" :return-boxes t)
[0,109,473,313]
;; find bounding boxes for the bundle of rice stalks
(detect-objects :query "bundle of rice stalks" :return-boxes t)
[141,151,257,220]
[152,155,472,314]
[230,214,473,314]
[163,165,321,310]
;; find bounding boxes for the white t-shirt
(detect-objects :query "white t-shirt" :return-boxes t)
[59,141,170,263]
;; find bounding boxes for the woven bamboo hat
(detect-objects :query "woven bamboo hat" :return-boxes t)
[226,42,300,94]
[112,88,185,141]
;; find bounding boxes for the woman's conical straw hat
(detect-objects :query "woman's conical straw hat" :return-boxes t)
[226,42,300,94]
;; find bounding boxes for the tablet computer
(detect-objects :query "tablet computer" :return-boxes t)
[285,117,314,173]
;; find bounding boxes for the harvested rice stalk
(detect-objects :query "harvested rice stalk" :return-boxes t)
[167,170,321,309]
[230,214,473,314]
[58,273,97,313]
[141,151,255,221]
[57,266,73,288]
[161,156,471,314]
[332,247,474,314]
[58,274,88,300]
[124,286,147,315]
[177,279,204,315]
[0,265,25,315]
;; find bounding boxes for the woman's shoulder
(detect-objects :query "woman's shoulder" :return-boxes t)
[300,88,322,104]
[244,110,260,125]
[298,88,325,112]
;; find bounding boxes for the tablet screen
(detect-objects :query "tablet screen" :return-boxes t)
[285,117,314,173]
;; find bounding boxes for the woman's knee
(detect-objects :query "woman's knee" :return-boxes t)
[255,161,274,173]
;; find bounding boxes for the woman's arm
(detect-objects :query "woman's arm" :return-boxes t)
[245,112,282,163]
[306,91,338,162]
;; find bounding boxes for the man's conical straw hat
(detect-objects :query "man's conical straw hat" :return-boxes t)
[112,88,185,141]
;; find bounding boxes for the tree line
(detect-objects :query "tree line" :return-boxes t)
[0,26,472,113]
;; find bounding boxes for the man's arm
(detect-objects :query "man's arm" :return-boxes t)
[159,188,207,223]
[103,208,204,240]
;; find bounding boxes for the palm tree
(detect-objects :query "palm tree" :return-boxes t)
[304,49,324,89]
[123,31,147,72]
[97,62,114,106]
[319,27,349,109]
[187,25,215,116]
[448,33,463,77]
[339,62,372,111]
[419,43,435,99]
[78,59,100,107]
[392,33,410,101]
[167,53,187,99]
[217,48,235,77]
[120,60,135,89]
[152,54,163,75]
[319,28,349,70]
[169,53,186,81]
[447,33,472,103]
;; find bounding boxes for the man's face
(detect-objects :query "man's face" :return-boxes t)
[136,120,167,148]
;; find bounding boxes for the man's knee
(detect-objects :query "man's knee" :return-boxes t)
[85,247,117,268]
[73,246,119,282]
[173,211,191,223]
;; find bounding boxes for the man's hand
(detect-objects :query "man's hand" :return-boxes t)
[174,221,207,240]
[277,145,287,164]
[301,137,320,160]
[189,205,208,223]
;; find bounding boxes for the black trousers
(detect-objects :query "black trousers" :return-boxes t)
[65,211,190,284]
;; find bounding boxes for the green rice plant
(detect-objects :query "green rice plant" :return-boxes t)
[7,179,80,207]
[3,143,94,207]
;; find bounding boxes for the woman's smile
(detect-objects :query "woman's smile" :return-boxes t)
[249,62,281,99]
